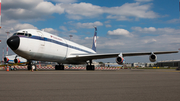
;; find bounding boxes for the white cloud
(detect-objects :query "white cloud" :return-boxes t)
[76,21,103,29]
[3,0,158,22]
[69,30,77,33]
[3,0,42,10]
[42,28,59,35]
[105,24,112,28]
[132,27,156,32]
[104,20,111,24]
[13,23,37,31]
[60,2,158,20]
[143,38,157,44]
[59,26,67,31]
[106,15,132,21]
[3,0,64,20]
[157,28,180,34]
[66,15,83,20]
[107,28,132,37]
[51,0,77,3]
[62,2,103,19]
[135,0,153,2]
[104,2,158,19]
[35,1,64,15]
[166,18,180,23]
[132,27,180,34]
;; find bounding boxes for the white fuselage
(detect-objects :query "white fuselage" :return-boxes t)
[13,29,96,64]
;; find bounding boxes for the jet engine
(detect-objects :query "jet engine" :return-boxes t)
[14,57,27,63]
[116,56,124,65]
[4,57,9,63]
[149,53,157,62]
[14,58,20,63]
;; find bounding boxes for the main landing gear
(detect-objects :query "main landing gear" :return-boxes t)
[27,60,36,70]
[55,64,64,70]
[86,60,95,70]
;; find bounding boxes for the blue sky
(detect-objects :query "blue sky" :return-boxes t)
[0,0,180,63]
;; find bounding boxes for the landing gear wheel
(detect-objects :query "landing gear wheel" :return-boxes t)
[27,64,36,71]
[86,65,95,70]
[32,64,37,71]
[28,65,31,70]
[55,65,64,70]
[55,65,58,70]
[86,59,95,70]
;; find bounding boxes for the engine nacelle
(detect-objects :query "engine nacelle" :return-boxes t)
[14,58,20,63]
[149,54,157,62]
[4,57,9,63]
[14,57,27,63]
[116,56,124,65]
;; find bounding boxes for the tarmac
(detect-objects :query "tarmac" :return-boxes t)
[0,69,180,101]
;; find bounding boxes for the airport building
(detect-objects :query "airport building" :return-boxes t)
[157,60,180,67]
[104,62,156,67]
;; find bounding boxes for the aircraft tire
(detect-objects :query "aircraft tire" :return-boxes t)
[32,64,36,71]
[27,65,31,70]
[86,65,95,70]
[55,65,58,70]
[92,65,95,70]
[86,65,90,70]
[55,65,64,70]
[59,65,64,70]
[60,65,64,70]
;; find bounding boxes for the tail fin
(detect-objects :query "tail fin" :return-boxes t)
[92,27,97,52]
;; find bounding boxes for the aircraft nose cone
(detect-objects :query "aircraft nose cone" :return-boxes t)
[7,36,20,50]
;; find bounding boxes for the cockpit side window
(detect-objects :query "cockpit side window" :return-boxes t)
[17,33,25,35]
[25,33,28,36]
[13,33,17,36]
[29,34,32,37]
[14,32,32,37]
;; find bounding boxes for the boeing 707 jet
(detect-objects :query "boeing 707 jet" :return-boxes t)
[7,27,178,70]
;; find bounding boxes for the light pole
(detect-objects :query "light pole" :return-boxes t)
[6,32,10,56]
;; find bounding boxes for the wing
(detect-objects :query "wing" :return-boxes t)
[66,51,178,61]
[123,51,179,56]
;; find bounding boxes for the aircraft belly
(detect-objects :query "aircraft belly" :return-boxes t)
[14,50,66,62]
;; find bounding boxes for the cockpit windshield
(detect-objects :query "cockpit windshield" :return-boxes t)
[13,32,32,37]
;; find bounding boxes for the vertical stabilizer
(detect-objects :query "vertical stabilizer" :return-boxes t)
[92,27,97,52]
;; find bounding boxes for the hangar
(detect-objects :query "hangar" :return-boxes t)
[157,60,180,68]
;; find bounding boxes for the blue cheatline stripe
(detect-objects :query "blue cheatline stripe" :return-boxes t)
[18,35,94,54]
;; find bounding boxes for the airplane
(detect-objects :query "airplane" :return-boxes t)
[4,54,27,63]
[1,54,28,70]
[6,27,178,70]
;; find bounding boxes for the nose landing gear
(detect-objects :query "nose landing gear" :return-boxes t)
[27,60,36,70]
[86,60,95,70]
